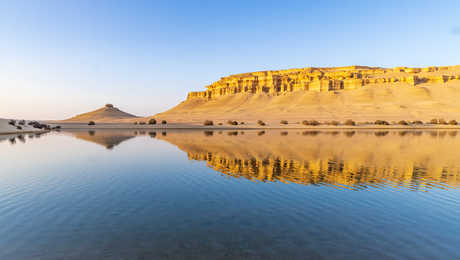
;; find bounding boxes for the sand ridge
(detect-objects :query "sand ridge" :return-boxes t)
[64,104,138,122]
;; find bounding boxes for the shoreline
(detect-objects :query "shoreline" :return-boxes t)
[0,130,49,136]
[43,122,460,131]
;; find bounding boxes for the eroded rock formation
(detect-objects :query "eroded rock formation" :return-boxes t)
[187,65,460,100]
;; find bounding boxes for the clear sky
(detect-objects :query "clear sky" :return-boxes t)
[1,0,460,119]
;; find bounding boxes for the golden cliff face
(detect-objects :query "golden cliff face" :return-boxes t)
[187,65,460,100]
[157,130,460,191]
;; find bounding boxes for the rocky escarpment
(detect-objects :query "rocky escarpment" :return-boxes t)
[187,66,460,100]
[155,65,460,122]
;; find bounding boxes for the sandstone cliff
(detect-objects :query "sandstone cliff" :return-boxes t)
[186,65,460,99]
[156,65,460,122]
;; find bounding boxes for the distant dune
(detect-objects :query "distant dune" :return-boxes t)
[64,104,138,122]
[153,65,460,123]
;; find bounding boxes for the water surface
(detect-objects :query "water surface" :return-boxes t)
[0,130,459,259]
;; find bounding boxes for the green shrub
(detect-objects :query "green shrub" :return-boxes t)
[161,120,167,124]
[8,120,16,126]
[344,119,356,126]
[302,120,320,126]
[438,119,448,125]
[330,120,340,126]
[398,120,409,125]
[430,119,438,124]
[257,120,266,126]
[203,120,213,126]
[134,122,138,125]
[375,120,390,125]
[218,122,223,126]
[280,120,288,125]
[16,126,22,130]
[139,121,146,125]
[448,120,458,125]
[412,120,423,125]
[148,118,157,125]
[227,120,238,125]
[88,121,96,126]
[18,120,26,125]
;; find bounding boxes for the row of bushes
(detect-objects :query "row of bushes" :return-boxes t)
[203,120,246,126]
[132,119,167,125]
[429,119,458,125]
[9,119,56,130]
[201,119,459,126]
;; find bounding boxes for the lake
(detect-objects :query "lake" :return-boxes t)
[0,129,459,259]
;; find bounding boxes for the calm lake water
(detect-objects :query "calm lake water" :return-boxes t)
[0,129,459,259]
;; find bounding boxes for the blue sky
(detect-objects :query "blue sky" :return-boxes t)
[1,0,460,119]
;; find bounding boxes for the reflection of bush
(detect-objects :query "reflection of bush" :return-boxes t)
[375,131,390,136]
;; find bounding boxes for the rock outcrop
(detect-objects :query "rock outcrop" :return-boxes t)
[187,65,460,100]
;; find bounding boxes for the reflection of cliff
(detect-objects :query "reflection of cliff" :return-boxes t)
[158,130,460,190]
[70,130,136,149]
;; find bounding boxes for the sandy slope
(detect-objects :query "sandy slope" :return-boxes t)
[64,105,138,123]
[154,82,460,123]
